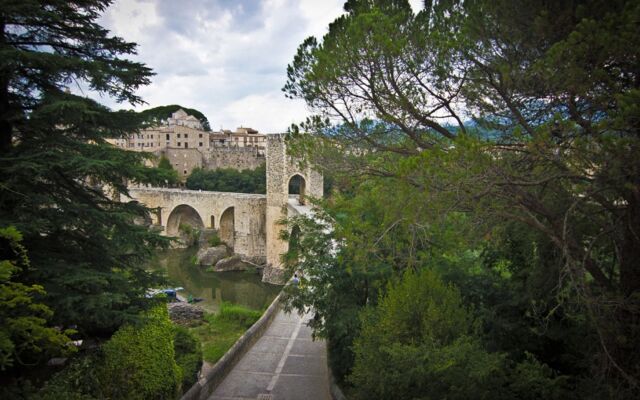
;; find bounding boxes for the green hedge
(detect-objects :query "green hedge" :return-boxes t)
[173,325,203,390]
[38,305,200,399]
[98,305,181,400]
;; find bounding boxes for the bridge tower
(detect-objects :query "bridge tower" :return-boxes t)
[264,134,323,284]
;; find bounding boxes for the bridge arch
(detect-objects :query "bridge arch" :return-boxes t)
[166,204,204,236]
[288,173,307,205]
[219,206,235,250]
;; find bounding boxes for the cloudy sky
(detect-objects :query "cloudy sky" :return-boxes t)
[94,0,423,133]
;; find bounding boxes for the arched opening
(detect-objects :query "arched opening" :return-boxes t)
[166,204,204,237]
[288,174,307,205]
[219,207,235,250]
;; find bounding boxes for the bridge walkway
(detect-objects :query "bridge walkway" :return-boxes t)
[207,309,331,400]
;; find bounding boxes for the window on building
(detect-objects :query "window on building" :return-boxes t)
[185,143,188,148]
[166,134,170,140]
[199,134,202,138]
[183,170,187,175]
[177,142,181,146]
[177,134,181,138]
[185,134,188,138]
[199,142,203,147]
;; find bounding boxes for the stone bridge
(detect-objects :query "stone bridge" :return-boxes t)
[127,134,323,283]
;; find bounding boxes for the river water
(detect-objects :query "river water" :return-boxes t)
[146,248,281,313]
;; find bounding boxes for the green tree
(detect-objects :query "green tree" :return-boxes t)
[0,0,171,340]
[155,155,179,186]
[186,164,266,194]
[138,104,211,131]
[284,0,640,394]
[350,268,566,400]
[98,305,181,399]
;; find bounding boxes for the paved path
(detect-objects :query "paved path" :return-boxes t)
[208,309,331,400]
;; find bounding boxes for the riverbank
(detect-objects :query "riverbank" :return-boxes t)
[189,303,262,363]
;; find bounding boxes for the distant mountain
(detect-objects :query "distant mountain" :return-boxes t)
[139,104,211,131]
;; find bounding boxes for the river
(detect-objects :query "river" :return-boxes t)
[146,247,281,313]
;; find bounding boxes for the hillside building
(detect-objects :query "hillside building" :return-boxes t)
[107,109,267,179]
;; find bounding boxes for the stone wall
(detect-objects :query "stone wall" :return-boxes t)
[203,147,265,171]
[161,148,204,181]
[127,188,267,260]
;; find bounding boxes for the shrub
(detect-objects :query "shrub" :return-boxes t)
[178,223,201,247]
[173,326,203,390]
[349,269,565,400]
[208,232,222,247]
[98,305,181,400]
[37,353,100,400]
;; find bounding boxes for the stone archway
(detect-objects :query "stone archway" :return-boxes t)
[166,204,204,236]
[288,174,306,205]
[219,207,235,250]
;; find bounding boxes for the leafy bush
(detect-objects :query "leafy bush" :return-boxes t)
[98,305,181,399]
[37,354,100,400]
[178,223,201,247]
[173,326,203,391]
[349,269,566,400]
[208,232,222,247]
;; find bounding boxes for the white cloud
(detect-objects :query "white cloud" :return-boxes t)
[221,92,309,133]
[90,1,468,133]
[91,0,346,132]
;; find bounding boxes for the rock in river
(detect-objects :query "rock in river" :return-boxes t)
[213,255,246,272]
[197,245,228,266]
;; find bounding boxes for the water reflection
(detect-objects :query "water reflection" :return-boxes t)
[147,248,281,313]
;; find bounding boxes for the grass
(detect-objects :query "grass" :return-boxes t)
[189,302,262,363]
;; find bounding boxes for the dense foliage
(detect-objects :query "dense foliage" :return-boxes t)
[155,155,179,186]
[173,326,203,390]
[186,164,267,194]
[37,305,183,400]
[138,104,211,131]
[282,0,640,398]
[0,227,71,372]
[351,269,566,400]
[0,0,174,388]
[99,305,181,399]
